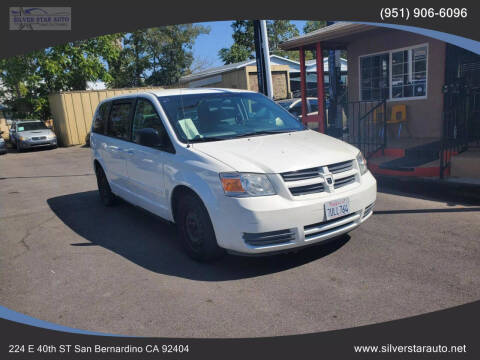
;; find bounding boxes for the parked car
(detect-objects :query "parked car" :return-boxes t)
[9,120,57,152]
[0,132,6,155]
[277,97,329,118]
[91,89,376,261]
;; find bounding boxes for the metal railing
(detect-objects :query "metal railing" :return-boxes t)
[440,86,480,178]
[342,99,387,158]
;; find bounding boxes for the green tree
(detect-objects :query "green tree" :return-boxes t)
[219,20,300,64]
[0,35,120,120]
[303,20,326,34]
[0,24,208,120]
[107,24,209,87]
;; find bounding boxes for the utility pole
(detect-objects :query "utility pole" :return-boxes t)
[326,21,342,132]
[253,20,274,99]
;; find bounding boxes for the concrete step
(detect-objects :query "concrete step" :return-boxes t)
[450,150,480,178]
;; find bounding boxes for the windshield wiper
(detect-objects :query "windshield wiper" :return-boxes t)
[234,130,297,138]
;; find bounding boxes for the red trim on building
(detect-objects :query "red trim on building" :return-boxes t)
[368,163,441,177]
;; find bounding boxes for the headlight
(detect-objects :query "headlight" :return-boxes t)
[47,133,56,140]
[219,172,276,197]
[356,151,368,175]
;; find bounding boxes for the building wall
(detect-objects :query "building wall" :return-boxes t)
[48,86,163,146]
[246,65,291,100]
[347,28,446,139]
[185,65,291,100]
[0,111,8,140]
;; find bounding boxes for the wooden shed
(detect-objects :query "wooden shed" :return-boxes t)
[180,63,292,100]
[48,86,164,146]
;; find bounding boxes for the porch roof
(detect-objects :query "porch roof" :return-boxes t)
[279,22,377,51]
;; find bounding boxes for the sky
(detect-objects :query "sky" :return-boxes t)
[192,20,308,68]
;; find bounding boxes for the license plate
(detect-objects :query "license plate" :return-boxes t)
[325,198,350,221]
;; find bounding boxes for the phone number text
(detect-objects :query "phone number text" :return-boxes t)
[380,8,468,21]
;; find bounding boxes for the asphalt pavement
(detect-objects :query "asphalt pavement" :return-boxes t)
[1,146,479,337]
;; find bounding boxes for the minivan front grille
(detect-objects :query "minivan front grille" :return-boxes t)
[289,183,325,196]
[327,160,354,174]
[243,229,295,246]
[281,159,356,197]
[281,160,354,183]
[334,175,356,189]
[281,167,322,182]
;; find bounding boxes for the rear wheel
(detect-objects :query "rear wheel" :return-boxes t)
[176,193,225,262]
[95,165,116,206]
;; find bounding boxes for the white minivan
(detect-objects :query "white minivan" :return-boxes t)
[90,89,376,261]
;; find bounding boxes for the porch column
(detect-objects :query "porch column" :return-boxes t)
[299,46,308,120]
[315,42,325,133]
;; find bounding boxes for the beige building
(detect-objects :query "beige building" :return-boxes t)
[280,22,480,179]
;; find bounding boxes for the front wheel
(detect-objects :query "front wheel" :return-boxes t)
[176,193,225,262]
[95,165,116,206]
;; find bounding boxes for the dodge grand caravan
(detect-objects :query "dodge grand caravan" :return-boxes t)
[90,89,376,261]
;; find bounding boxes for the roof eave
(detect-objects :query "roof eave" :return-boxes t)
[279,23,375,51]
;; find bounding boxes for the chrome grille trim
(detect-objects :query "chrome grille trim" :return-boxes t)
[289,183,324,196]
[281,167,322,182]
[304,212,361,241]
[334,175,356,189]
[32,136,47,141]
[327,160,354,174]
[243,229,295,246]
[281,160,354,183]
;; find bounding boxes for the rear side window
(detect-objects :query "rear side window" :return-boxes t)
[106,101,133,141]
[92,102,110,134]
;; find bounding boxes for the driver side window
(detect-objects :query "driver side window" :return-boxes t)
[133,98,168,146]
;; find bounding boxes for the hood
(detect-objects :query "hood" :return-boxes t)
[192,130,359,173]
[19,129,53,138]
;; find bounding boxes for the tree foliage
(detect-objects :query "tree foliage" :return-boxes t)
[219,20,300,64]
[0,24,208,120]
[303,20,327,34]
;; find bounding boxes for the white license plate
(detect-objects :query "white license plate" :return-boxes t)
[325,198,350,221]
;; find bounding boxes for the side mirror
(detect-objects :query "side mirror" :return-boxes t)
[135,128,165,148]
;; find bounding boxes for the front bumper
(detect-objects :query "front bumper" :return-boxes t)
[19,139,57,149]
[209,171,377,254]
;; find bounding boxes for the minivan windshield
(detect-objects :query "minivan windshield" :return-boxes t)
[17,122,48,132]
[158,92,305,143]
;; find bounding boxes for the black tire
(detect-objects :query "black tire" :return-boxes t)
[95,165,116,206]
[176,193,225,262]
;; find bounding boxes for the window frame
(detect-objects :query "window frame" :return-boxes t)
[358,43,429,102]
[131,97,175,154]
[105,99,136,141]
[92,101,111,135]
